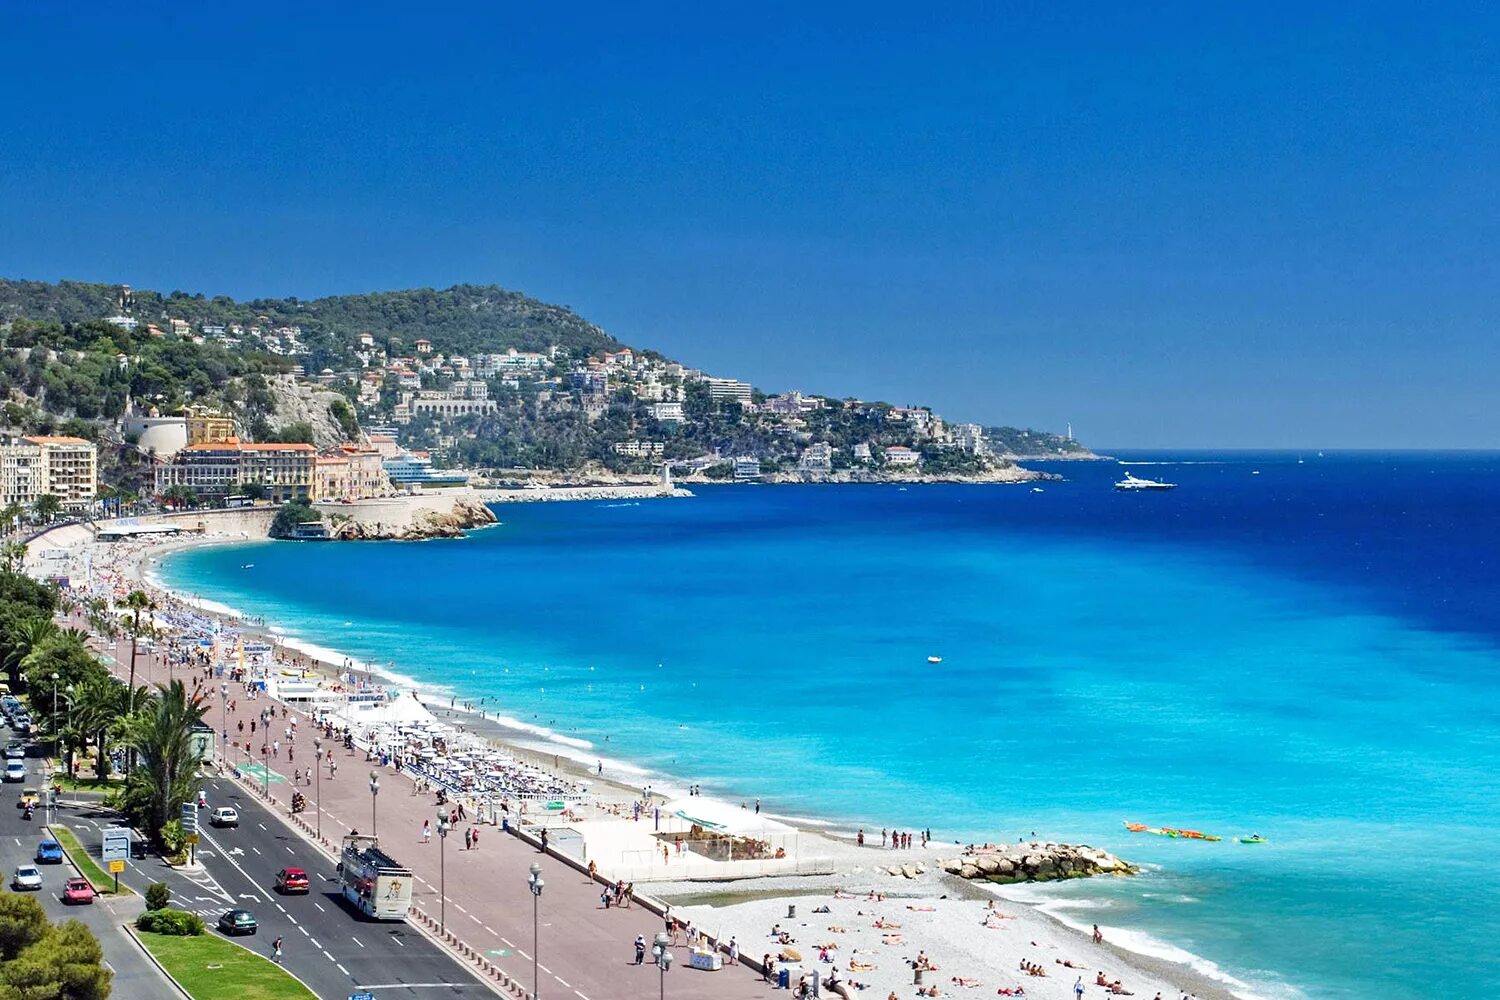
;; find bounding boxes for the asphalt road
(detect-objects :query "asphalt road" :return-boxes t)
[56,769,495,999]
[0,728,167,1000]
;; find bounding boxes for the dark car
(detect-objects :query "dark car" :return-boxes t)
[275,867,309,894]
[34,839,64,864]
[218,909,257,936]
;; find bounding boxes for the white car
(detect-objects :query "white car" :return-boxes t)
[11,865,42,891]
[209,806,239,828]
[3,761,24,783]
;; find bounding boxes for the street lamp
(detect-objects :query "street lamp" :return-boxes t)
[436,810,450,933]
[652,930,673,999]
[313,737,322,842]
[528,862,544,1000]
[219,683,229,755]
[368,771,380,836]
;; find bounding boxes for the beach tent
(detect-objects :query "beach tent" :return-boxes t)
[661,798,795,837]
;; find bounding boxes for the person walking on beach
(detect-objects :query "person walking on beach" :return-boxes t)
[1092,923,1104,944]
[1074,977,1085,998]
[755,798,760,814]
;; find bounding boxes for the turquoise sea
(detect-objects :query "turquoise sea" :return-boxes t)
[158,453,1500,999]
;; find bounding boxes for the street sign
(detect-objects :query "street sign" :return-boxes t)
[108,859,125,874]
[102,827,131,863]
[349,993,376,1000]
[180,803,198,834]
[185,833,200,845]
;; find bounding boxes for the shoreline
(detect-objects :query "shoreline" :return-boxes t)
[69,512,1252,1000]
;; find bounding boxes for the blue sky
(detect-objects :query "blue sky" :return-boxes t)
[2,3,1496,447]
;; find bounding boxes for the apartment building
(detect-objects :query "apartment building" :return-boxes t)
[0,436,98,510]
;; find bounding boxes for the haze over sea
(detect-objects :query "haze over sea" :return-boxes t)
[159,452,1500,1000]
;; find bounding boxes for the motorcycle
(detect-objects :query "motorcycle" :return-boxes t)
[22,805,34,821]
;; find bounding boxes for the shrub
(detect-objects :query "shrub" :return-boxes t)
[145,882,170,911]
[136,908,204,936]
[158,819,185,856]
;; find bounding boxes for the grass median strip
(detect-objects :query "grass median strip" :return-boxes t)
[49,823,133,895]
[135,930,318,1000]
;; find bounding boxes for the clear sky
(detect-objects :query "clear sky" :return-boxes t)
[2,3,1496,448]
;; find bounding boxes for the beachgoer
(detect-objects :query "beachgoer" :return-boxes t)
[1093,924,1104,945]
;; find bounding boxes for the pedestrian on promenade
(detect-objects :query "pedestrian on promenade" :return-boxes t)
[470,827,479,850]
[601,888,611,910]
[763,954,774,983]
[587,859,597,881]
[464,828,473,850]
[539,828,549,852]
[271,936,283,963]
[634,934,645,964]
[421,820,431,843]
[728,937,738,964]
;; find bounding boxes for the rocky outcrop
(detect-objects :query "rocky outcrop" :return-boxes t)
[258,374,356,450]
[938,843,1135,884]
[329,497,497,541]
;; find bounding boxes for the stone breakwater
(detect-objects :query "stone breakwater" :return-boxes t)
[474,485,694,503]
[329,497,498,540]
[939,843,1136,883]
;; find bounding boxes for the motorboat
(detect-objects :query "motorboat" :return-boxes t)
[1114,472,1177,491]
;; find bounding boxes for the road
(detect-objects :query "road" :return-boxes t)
[0,727,166,1000]
[52,768,494,999]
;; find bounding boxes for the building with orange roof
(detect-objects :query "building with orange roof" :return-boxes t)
[154,439,315,502]
[0,435,98,509]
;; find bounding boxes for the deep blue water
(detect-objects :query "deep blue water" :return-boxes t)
[159,453,1500,999]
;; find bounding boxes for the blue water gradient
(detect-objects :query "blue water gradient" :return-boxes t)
[158,453,1500,999]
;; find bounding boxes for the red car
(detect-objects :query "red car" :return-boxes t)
[62,877,95,904]
[275,867,309,894]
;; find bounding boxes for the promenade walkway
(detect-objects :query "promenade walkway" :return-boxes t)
[89,627,785,1000]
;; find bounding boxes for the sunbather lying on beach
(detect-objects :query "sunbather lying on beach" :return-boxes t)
[995,988,1026,997]
[907,904,936,911]
[871,918,901,929]
[951,976,981,987]
[849,960,877,972]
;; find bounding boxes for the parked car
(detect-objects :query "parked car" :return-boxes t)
[274,867,309,894]
[11,865,42,891]
[209,806,239,828]
[217,909,257,935]
[62,877,95,904]
[34,839,63,864]
[3,761,24,783]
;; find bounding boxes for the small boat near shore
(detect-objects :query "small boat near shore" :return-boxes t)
[1238,835,1269,845]
[927,655,943,664]
[1125,821,1221,841]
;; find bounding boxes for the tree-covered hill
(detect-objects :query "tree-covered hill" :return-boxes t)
[0,279,619,359]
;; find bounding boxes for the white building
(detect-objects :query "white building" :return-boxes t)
[613,440,665,459]
[952,423,988,454]
[705,378,754,405]
[650,402,685,423]
[853,442,873,463]
[883,445,921,467]
[798,442,834,472]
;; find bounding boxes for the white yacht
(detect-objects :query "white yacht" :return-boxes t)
[1114,472,1178,491]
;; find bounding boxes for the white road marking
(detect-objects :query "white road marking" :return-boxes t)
[539,963,553,974]
[285,846,294,853]
[275,903,286,913]
[518,949,531,960]
[322,948,334,961]
[453,902,467,913]
[336,963,349,976]
[468,914,481,925]
[258,823,267,830]
[501,937,514,947]
[298,925,309,937]
[310,937,321,949]
[555,975,571,987]
[350,935,364,948]
[391,937,404,947]
[313,901,325,912]
[250,846,261,855]
[483,925,496,934]
[575,991,591,1000]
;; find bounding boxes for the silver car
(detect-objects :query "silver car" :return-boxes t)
[11,865,42,891]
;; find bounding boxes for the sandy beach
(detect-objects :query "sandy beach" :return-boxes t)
[32,517,1244,1000]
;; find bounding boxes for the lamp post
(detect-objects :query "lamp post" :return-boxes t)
[49,672,59,760]
[436,810,450,933]
[652,930,673,999]
[528,862,544,1000]
[313,737,322,842]
[219,683,229,755]
[368,771,380,836]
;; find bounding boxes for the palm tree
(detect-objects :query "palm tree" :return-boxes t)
[0,502,23,536]
[1,540,27,573]
[3,616,57,690]
[126,680,206,840]
[121,590,152,693]
[72,675,126,780]
[31,494,62,524]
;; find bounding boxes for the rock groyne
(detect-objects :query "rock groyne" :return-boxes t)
[939,843,1135,884]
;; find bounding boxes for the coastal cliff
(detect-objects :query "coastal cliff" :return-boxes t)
[938,843,1135,883]
[329,497,497,541]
